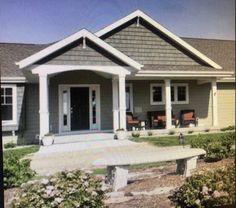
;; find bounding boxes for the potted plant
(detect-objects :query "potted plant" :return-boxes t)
[115,129,127,140]
[42,133,54,146]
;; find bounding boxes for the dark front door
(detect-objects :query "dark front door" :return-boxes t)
[70,87,89,131]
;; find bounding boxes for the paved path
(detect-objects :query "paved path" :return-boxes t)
[31,138,197,176]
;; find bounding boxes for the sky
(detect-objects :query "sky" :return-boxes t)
[0,0,235,44]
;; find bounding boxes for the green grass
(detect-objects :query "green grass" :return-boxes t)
[92,161,175,175]
[3,145,40,158]
[130,132,226,147]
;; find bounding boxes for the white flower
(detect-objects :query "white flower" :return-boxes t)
[195,199,201,205]
[46,185,54,190]
[41,178,49,185]
[92,191,98,196]
[54,197,63,203]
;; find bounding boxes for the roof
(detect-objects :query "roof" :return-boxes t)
[16,29,142,70]
[0,38,234,78]
[0,43,48,77]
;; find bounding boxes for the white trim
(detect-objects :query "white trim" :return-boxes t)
[96,10,222,69]
[58,84,101,134]
[150,84,165,105]
[126,83,133,113]
[1,77,27,83]
[138,70,233,75]
[135,73,232,78]
[150,83,189,105]
[32,65,132,76]
[1,84,17,126]
[217,77,235,83]
[16,29,142,70]
[171,83,189,104]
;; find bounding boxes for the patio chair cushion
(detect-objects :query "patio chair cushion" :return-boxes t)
[182,112,194,121]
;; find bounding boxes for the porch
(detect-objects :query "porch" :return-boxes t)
[36,69,219,139]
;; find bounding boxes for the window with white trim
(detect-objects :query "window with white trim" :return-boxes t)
[150,83,189,105]
[1,85,17,124]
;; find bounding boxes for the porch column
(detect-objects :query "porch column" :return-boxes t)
[211,79,218,126]
[39,74,49,139]
[165,79,172,129]
[118,75,126,130]
[112,77,119,132]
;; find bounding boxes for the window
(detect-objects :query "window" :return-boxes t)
[150,83,189,105]
[150,84,164,105]
[172,84,189,104]
[1,85,17,124]
[126,84,133,112]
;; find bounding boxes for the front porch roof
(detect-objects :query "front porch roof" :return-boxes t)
[16,29,143,70]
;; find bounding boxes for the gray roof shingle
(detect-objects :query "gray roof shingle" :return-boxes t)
[0,38,234,77]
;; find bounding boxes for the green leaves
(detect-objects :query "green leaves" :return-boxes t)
[190,132,235,162]
[11,170,105,208]
[3,153,35,189]
[170,164,235,208]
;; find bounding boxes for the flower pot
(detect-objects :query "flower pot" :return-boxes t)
[116,131,127,140]
[42,136,54,146]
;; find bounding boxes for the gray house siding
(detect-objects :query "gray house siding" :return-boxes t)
[128,80,212,126]
[49,71,113,133]
[102,18,206,67]
[36,39,127,66]
[22,84,40,144]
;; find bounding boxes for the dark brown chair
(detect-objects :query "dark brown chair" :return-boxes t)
[180,110,197,126]
[147,111,176,128]
[126,112,140,130]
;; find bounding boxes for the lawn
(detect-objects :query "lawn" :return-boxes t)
[130,132,226,147]
[3,145,40,158]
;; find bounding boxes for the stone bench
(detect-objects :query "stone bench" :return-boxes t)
[93,148,206,191]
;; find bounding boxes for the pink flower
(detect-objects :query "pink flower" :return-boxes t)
[213,190,221,198]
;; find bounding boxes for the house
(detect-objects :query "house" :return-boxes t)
[1,10,235,144]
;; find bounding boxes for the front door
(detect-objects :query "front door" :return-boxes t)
[70,87,89,131]
[59,85,100,133]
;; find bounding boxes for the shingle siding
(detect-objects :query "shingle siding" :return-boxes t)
[36,39,127,66]
[103,19,205,66]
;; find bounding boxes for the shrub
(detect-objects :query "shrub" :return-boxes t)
[132,131,140,138]
[4,153,35,189]
[220,125,235,131]
[190,132,235,162]
[4,142,17,149]
[147,131,153,136]
[169,130,175,135]
[170,164,235,208]
[204,128,210,132]
[11,170,105,208]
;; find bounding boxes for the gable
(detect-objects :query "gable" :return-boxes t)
[35,38,127,66]
[101,18,208,67]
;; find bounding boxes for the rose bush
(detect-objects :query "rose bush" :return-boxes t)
[170,164,235,208]
[11,170,105,208]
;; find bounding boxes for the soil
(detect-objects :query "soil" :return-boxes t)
[4,158,234,208]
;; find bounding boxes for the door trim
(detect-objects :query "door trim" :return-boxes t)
[58,84,101,134]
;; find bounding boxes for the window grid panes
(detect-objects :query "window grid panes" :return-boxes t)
[152,86,162,102]
[1,87,13,121]
[177,86,186,101]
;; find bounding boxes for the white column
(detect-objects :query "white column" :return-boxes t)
[118,75,126,130]
[165,79,172,129]
[39,74,49,139]
[211,79,218,126]
[112,77,119,132]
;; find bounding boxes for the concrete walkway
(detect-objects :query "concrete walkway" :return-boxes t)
[31,137,197,176]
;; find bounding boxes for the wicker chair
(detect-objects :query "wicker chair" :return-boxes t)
[180,109,197,126]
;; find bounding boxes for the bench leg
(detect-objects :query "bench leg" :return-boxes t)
[107,165,129,191]
[176,156,197,177]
